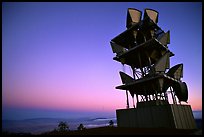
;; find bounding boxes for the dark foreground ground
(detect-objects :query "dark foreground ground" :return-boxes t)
[2,119,202,135]
[40,127,202,135]
[2,127,202,135]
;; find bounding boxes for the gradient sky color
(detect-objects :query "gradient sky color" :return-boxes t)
[2,2,202,120]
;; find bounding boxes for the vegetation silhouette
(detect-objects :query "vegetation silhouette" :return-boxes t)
[77,123,86,130]
[57,121,69,132]
[109,120,114,127]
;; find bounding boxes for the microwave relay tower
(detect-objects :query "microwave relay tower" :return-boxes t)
[110,8,197,129]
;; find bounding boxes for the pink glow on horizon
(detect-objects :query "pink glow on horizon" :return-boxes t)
[187,94,202,111]
[4,80,201,112]
[2,64,201,112]
[3,73,126,112]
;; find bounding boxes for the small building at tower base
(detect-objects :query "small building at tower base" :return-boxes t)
[116,103,196,129]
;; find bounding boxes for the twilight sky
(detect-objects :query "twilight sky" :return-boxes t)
[2,2,202,120]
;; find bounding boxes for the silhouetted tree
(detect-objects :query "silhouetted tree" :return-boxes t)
[58,121,69,131]
[77,123,86,130]
[109,120,114,127]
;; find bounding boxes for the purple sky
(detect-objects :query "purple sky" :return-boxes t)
[2,2,202,120]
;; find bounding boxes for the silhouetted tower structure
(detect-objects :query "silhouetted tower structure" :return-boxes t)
[110,8,197,129]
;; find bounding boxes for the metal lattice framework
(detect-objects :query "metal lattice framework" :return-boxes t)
[110,8,188,108]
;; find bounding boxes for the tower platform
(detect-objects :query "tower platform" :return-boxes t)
[116,103,197,129]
